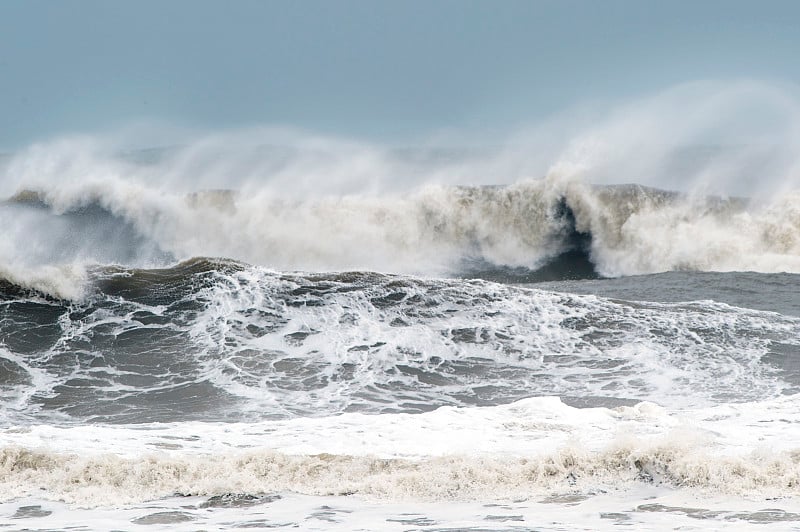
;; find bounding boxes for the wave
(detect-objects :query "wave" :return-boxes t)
[0,262,796,423]
[2,396,800,507]
[3,81,800,294]
[1,178,799,298]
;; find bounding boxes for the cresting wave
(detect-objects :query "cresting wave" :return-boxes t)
[1,178,799,299]
[3,81,800,297]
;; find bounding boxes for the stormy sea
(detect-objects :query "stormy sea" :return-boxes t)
[0,139,798,530]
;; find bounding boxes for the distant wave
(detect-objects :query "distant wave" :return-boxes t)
[1,179,799,298]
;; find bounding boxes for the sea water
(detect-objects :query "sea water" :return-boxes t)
[0,139,798,530]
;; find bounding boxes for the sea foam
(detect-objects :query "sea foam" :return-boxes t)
[2,396,800,506]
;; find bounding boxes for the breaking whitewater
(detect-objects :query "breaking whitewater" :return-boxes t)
[0,137,799,530]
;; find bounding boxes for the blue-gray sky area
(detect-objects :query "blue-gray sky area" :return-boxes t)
[1,0,799,149]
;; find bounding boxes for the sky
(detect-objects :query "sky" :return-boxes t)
[1,0,800,150]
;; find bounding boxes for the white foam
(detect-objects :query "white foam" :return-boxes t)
[1,395,800,507]
[186,269,797,413]
[0,347,58,422]
[1,264,794,422]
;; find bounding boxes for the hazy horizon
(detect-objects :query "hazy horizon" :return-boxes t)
[3,1,800,150]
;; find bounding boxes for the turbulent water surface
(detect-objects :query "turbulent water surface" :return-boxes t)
[0,151,799,530]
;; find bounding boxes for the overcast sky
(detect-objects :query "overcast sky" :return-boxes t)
[1,0,799,149]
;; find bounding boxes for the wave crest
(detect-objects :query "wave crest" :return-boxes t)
[3,179,800,282]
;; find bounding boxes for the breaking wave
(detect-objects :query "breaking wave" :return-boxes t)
[1,179,799,299]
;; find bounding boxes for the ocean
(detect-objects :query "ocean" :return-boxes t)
[0,144,798,530]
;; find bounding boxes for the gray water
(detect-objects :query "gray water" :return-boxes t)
[536,271,800,317]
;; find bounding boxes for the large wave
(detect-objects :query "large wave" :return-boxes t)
[2,81,800,297]
[0,178,798,299]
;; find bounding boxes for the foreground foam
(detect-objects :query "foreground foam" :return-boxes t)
[2,396,800,506]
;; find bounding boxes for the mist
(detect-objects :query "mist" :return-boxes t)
[4,80,799,198]
[1,81,800,298]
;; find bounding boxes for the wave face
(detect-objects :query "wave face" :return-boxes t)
[0,259,797,424]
